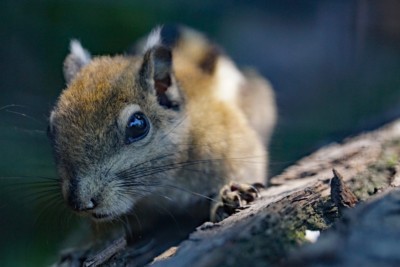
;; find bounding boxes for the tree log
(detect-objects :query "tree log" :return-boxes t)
[102,119,400,266]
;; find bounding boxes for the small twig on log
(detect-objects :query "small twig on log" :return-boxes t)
[330,169,358,215]
[283,188,400,267]
[83,236,127,267]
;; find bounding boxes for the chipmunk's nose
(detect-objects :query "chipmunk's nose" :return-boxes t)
[81,198,96,211]
[67,179,99,212]
[68,193,98,212]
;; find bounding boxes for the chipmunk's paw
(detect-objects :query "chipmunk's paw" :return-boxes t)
[211,182,264,222]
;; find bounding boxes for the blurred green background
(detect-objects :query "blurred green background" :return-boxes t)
[1,0,400,266]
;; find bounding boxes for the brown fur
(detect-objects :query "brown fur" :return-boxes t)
[49,26,276,235]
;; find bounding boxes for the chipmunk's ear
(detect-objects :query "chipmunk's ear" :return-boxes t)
[63,40,92,85]
[139,28,183,110]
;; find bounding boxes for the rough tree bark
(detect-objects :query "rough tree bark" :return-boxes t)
[102,119,400,267]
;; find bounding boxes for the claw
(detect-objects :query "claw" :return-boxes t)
[211,181,265,222]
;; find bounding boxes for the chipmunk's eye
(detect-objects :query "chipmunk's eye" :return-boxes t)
[125,112,150,144]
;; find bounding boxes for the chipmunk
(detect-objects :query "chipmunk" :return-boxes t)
[50,25,276,263]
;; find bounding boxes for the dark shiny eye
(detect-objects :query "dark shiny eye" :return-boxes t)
[125,112,150,144]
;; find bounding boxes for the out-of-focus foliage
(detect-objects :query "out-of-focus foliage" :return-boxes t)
[1,1,400,266]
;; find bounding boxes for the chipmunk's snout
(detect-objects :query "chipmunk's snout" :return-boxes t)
[65,178,100,213]
[68,195,98,212]
[62,174,133,221]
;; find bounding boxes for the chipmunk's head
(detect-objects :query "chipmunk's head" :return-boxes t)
[49,28,188,221]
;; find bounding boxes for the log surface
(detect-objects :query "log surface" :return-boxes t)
[149,119,400,267]
[83,119,400,267]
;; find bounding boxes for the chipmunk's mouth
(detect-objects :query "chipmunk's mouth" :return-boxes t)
[92,212,112,220]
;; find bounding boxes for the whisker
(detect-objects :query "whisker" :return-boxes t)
[102,156,121,182]
[33,194,64,225]
[0,104,27,111]
[121,187,183,232]
[122,215,133,239]
[118,155,233,177]
[118,179,219,205]
[158,114,189,142]
[5,109,45,125]
[2,184,56,192]
[15,188,60,203]
[119,154,266,181]
[11,127,46,135]
[150,200,182,231]
[130,152,177,170]
[33,189,62,202]
[158,183,218,203]
[120,186,175,203]
[0,176,60,199]
[0,175,58,181]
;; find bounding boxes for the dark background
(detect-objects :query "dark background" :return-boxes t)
[1,0,400,266]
